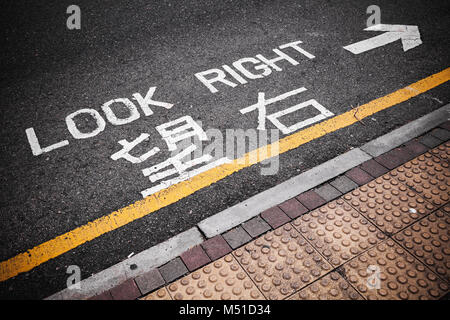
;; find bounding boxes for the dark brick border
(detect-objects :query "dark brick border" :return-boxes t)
[84,124,450,300]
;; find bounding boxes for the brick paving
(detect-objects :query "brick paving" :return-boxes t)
[260,207,291,229]
[278,198,308,219]
[134,269,165,295]
[109,279,141,300]
[93,137,450,300]
[345,167,374,185]
[201,235,232,261]
[330,175,358,194]
[296,190,327,210]
[314,183,342,202]
[180,245,211,272]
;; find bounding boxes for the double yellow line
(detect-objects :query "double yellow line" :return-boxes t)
[1,67,449,282]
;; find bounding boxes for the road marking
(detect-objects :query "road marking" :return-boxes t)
[240,87,334,134]
[344,24,422,54]
[26,87,173,155]
[1,67,449,282]
[25,128,69,156]
[195,40,315,93]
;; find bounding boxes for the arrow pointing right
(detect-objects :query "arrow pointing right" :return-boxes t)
[344,24,422,54]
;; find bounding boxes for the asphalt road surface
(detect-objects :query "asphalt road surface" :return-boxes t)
[0,0,449,299]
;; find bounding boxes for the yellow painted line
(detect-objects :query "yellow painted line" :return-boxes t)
[1,68,449,282]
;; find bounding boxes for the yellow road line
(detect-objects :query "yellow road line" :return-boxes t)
[1,68,449,282]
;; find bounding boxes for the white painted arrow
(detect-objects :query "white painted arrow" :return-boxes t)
[344,24,422,54]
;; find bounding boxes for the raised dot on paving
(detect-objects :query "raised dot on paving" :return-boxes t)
[343,174,434,235]
[292,199,385,267]
[429,142,450,162]
[389,152,449,207]
[232,224,332,300]
[340,239,449,300]
[394,210,450,282]
[141,287,172,300]
[288,271,363,300]
[164,254,264,300]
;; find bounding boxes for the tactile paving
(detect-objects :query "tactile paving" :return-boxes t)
[165,254,264,300]
[389,153,449,207]
[288,271,363,300]
[343,174,434,235]
[233,224,332,300]
[394,210,450,282]
[429,142,450,162]
[339,239,449,300]
[141,287,172,300]
[292,199,386,267]
[442,204,450,215]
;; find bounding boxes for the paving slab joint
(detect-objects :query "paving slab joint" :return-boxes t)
[45,106,449,300]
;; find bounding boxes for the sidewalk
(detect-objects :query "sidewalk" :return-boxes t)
[89,123,450,301]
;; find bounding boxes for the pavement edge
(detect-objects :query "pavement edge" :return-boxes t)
[45,104,450,300]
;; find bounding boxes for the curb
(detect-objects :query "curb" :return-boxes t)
[198,148,371,238]
[46,228,203,300]
[199,104,450,237]
[46,104,450,300]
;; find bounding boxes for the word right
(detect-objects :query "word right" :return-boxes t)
[195,40,315,93]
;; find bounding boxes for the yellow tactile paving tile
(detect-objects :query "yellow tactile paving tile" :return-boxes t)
[288,271,363,300]
[292,199,386,268]
[343,174,434,235]
[232,224,332,300]
[165,254,265,300]
[394,210,450,282]
[429,142,450,162]
[340,239,449,300]
[141,287,172,300]
[142,146,450,301]
[389,152,449,207]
